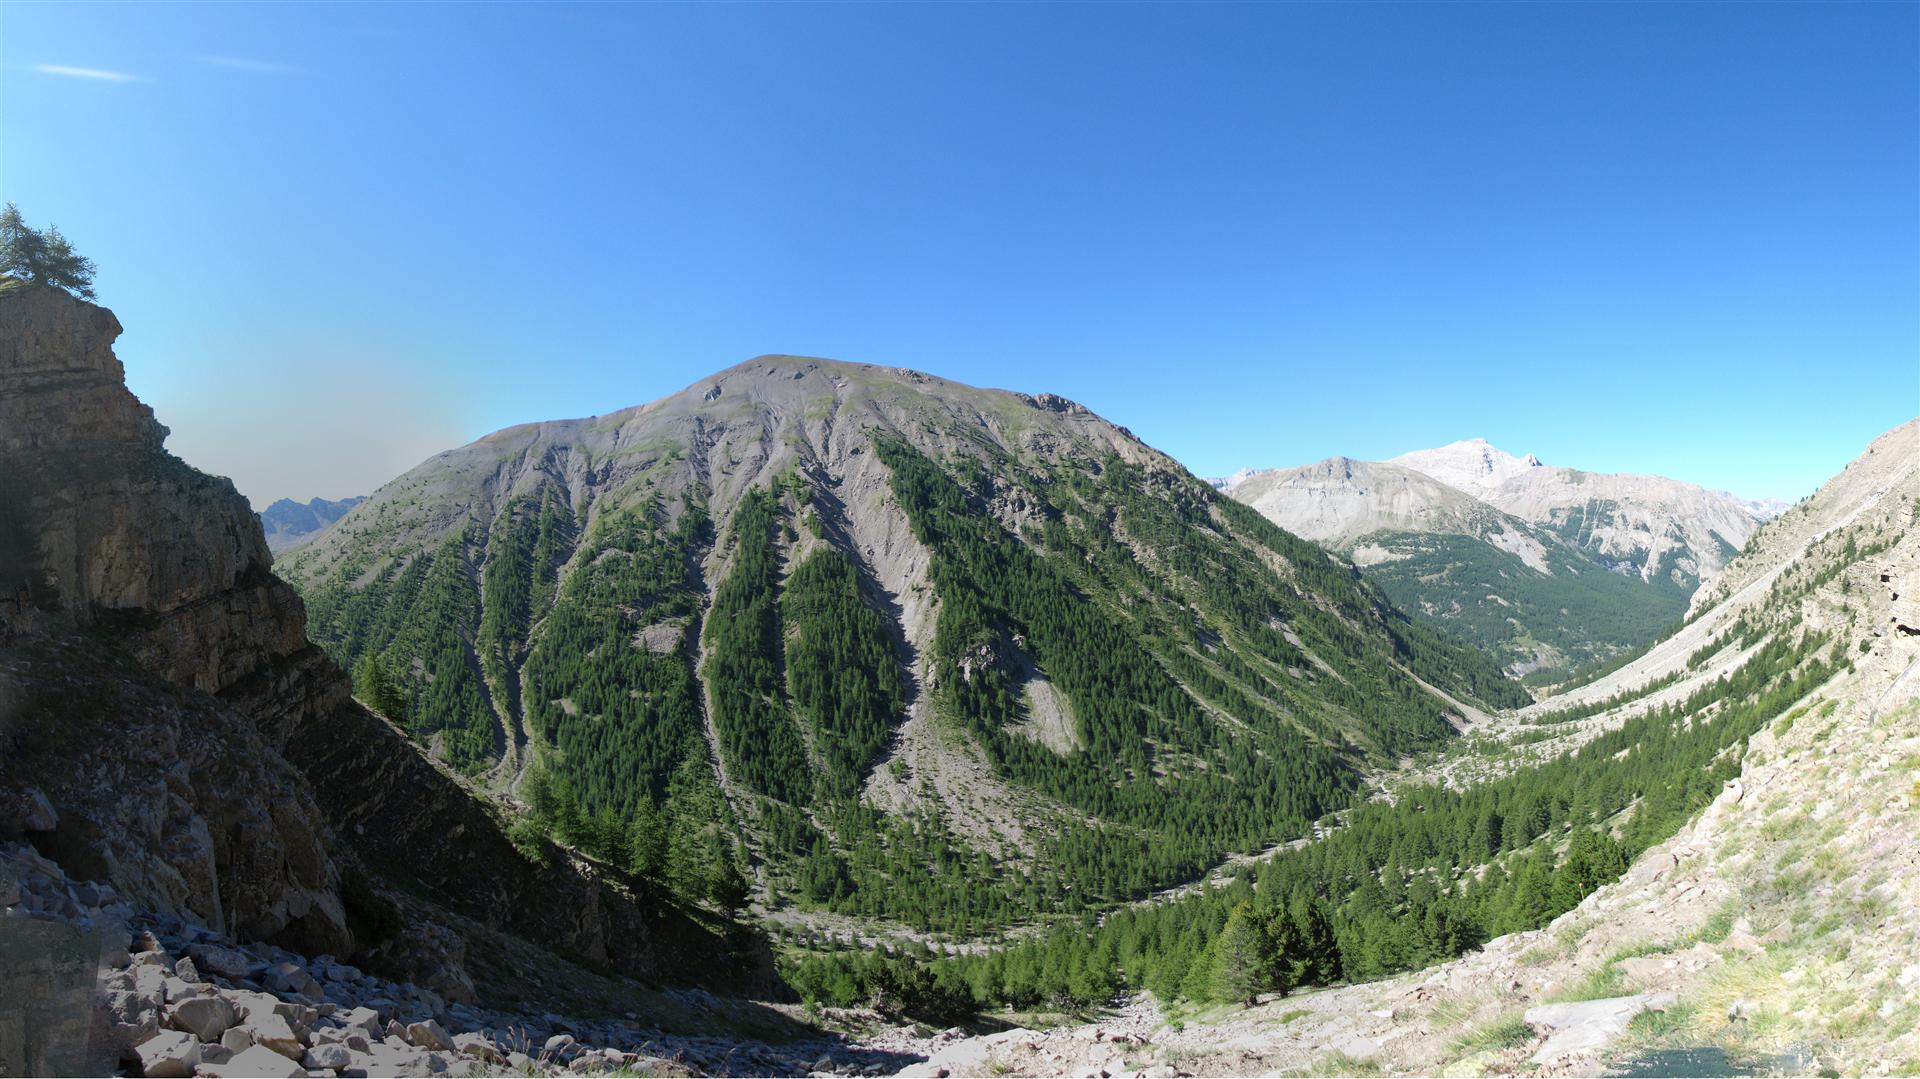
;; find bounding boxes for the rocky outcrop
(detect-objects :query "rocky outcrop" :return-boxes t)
[1,844,859,1077]
[0,634,344,953]
[0,285,306,694]
[2,286,345,951]
[0,285,756,1024]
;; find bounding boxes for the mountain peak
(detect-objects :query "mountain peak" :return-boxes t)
[1389,437,1544,498]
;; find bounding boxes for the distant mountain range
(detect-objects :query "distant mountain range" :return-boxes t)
[259,495,363,552]
[1219,439,1778,681]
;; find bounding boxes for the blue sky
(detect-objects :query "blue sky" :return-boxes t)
[2,2,1913,505]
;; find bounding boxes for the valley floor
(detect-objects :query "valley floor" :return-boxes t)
[850,650,1920,1079]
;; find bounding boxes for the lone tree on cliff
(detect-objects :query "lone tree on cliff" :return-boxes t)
[0,203,97,299]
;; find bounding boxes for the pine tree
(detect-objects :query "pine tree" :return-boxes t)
[353,653,411,721]
[1212,902,1272,1007]
[1287,894,1340,986]
[708,859,750,915]
[0,204,96,298]
[627,799,669,882]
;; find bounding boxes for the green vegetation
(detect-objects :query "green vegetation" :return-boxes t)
[1356,530,1691,680]
[351,652,410,721]
[782,621,1842,1011]
[304,530,497,771]
[522,496,711,814]
[703,488,810,801]
[0,203,96,299]
[295,425,1526,940]
[781,546,904,801]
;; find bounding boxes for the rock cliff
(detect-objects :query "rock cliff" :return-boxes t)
[0,285,756,1021]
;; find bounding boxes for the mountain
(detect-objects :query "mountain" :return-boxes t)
[897,417,1920,1075]
[1225,457,1690,679]
[0,286,766,1070]
[259,494,363,552]
[1224,440,1768,682]
[1390,438,1760,589]
[1721,491,1791,522]
[1387,437,1547,499]
[280,355,1526,938]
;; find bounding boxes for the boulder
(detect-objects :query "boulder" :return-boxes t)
[3,787,59,832]
[453,1031,503,1063]
[189,943,254,980]
[165,993,236,1041]
[203,1044,306,1078]
[172,956,201,983]
[220,1026,253,1053]
[263,960,322,998]
[162,975,206,1004]
[133,1029,201,1078]
[1525,993,1672,1064]
[543,1032,577,1058]
[363,1043,435,1073]
[407,1018,455,1052]
[303,1042,354,1070]
[245,1013,304,1060]
[133,964,168,1011]
[337,1006,381,1036]
[103,986,161,1053]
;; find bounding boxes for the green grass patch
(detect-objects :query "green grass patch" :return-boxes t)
[1294,1052,1386,1077]
[1549,963,1628,1003]
[1450,1013,1533,1056]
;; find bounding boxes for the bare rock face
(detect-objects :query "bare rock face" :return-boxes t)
[1387,437,1761,587]
[1,285,351,953]
[0,289,159,459]
[0,284,757,999]
[0,285,307,694]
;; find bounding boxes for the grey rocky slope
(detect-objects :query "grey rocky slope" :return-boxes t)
[259,495,363,553]
[2,842,902,1078]
[1224,439,1776,680]
[0,284,772,1073]
[908,417,1920,1077]
[1389,437,1764,587]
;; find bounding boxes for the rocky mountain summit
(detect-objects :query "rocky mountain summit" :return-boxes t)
[1386,437,1547,500]
[1223,438,1776,680]
[260,496,364,553]
[0,284,767,1074]
[1388,437,1765,586]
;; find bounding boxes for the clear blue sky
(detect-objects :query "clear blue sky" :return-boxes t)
[3,2,1914,505]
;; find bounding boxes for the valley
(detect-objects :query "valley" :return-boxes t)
[1,282,1913,1078]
